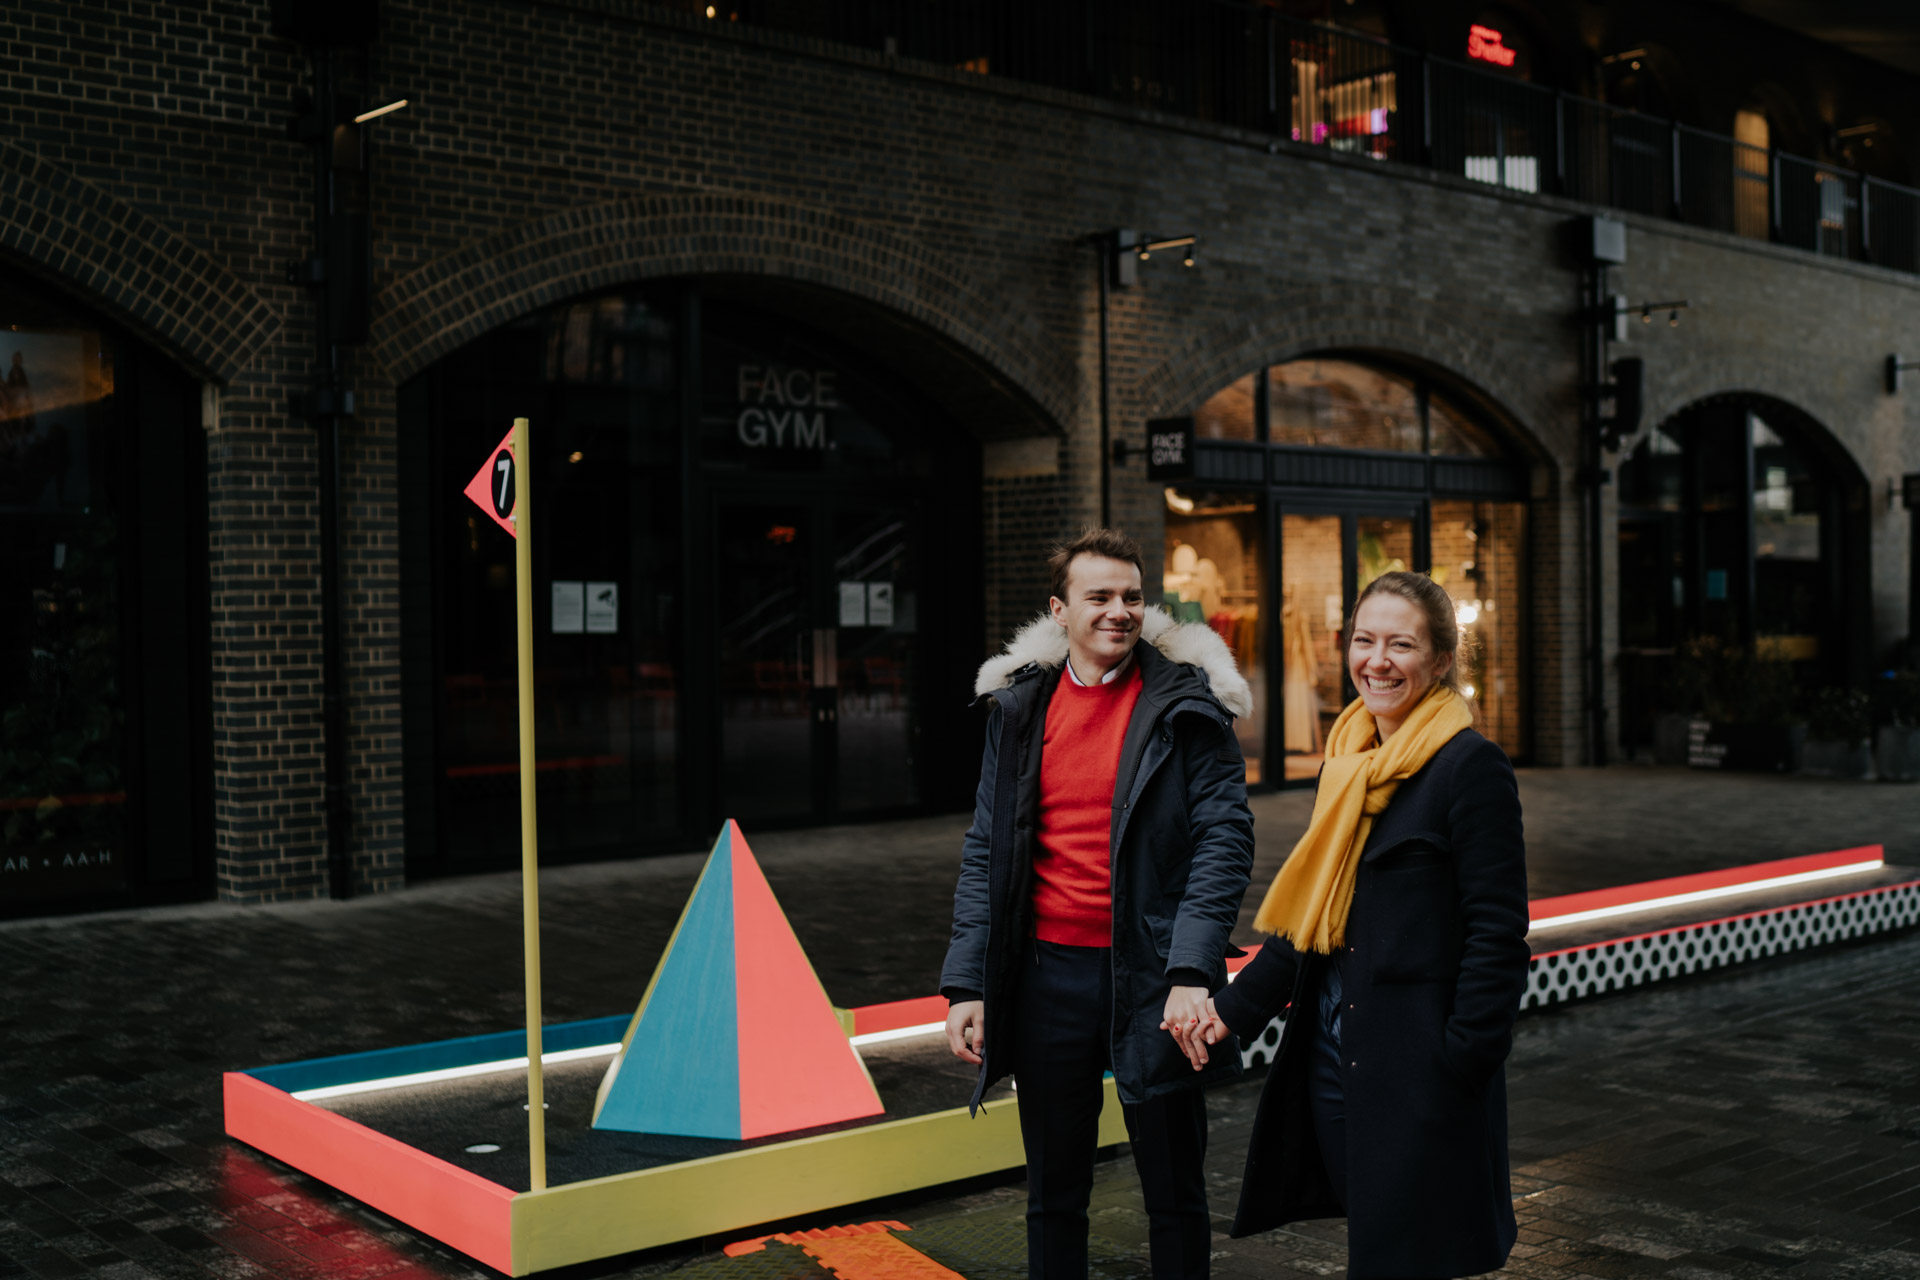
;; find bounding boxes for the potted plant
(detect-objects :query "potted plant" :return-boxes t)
[1675,639,1805,772]
[1871,672,1920,783]
[1800,687,1874,780]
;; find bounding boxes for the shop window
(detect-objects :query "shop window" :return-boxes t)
[700,300,937,478]
[1268,359,1421,451]
[1428,389,1503,457]
[1431,500,1527,754]
[429,290,685,866]
[1182,355,1532,775]
[1193,372,1257,441]
[0,277,204,911]
[1277,512,1344,780]
[1615,398,1856,754]
[1733,109,1771,240]
[1751,414,1823,658]
[1619,424,1686,513]
[1163,491,1266,783]
[0,292,126,905]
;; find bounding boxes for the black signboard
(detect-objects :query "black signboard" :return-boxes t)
[1904,472,1920,510]
[1145,416,1195,481]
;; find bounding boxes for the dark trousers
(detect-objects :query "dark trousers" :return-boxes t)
[1012,939,1211,1280]
[1307,1013,1349,1211]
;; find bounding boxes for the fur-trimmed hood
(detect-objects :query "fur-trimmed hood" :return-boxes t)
[973,605,1253,719]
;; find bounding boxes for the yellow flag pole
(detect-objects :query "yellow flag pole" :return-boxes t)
[513,415,548,1192]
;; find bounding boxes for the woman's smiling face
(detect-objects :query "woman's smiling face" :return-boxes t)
[1348,593,1452,739]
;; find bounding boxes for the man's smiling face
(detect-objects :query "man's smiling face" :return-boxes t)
[1049,552,1145,679]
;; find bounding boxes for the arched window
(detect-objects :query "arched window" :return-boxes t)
[1,271,206,915]
[1174,355,1530,780]
[1195,357,1505,456]
[1616,397,1871,752]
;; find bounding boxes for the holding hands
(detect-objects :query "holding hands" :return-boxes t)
[1160,985,1231,1070]
[948,987,1229,1071]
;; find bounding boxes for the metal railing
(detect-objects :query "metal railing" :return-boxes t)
[674,0,1920,277]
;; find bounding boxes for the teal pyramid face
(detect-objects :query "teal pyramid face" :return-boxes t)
[593,829,741,1137]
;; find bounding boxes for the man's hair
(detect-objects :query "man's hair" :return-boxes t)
[1047,527,1145,604]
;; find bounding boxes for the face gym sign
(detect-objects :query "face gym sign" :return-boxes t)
[736,364,839,450]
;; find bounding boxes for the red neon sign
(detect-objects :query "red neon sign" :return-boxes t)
[1467,24,1518,68]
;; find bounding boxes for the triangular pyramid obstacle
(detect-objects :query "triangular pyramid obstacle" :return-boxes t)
[592,820,885,1139]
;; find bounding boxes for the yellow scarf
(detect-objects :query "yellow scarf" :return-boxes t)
[1251,685,1473,952]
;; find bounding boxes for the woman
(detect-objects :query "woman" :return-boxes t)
[1173,570,1528,1279]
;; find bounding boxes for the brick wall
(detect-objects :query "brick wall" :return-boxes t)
[4,0,1919,898]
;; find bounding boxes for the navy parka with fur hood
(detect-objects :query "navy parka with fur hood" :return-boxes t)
[939,607,1257,1110]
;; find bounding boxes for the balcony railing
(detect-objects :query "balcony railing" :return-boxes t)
[686,0,1920,274]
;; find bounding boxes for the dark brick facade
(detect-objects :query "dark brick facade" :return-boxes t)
[4,0,1917,902]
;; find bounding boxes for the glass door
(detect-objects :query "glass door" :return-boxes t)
[712,494,923,825]
[715,501,818,824]
[1279,512,1344,781]
[1274,498,1425,783]
[831,505,918,815]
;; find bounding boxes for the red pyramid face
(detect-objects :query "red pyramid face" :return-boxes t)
[728,822,884,1139]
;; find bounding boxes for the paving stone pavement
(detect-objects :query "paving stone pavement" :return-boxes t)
[1,766,1916,1280]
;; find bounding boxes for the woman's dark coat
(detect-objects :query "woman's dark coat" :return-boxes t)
[1213,728,1528,1280]
[939,614,1257,1109]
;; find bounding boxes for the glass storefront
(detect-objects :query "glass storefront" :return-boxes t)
[403,281,981,874]
[1171,354,1531,784]
[1616,398,1868,750]
[1,274,207,915]
[1164,494,1266,780]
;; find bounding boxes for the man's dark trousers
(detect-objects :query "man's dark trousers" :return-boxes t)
[1012,939,1211,1280]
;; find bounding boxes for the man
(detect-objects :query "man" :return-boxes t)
[941,527,1256,1280]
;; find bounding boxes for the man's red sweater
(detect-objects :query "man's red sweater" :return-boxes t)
[1031,662,1144,947]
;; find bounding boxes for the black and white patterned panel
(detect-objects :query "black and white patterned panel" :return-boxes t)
[1240,1012,1288,1069]
[1236,882,1920,1069]
[1523,882,1920,1011]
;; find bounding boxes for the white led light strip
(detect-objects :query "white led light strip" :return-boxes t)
[848,1021,945,1047]
[289,1024,956,1101]
[1527,859,1883,932]
[291,1044,621,1101]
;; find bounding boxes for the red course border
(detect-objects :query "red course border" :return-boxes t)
[222,1073,516,1272]
[1526,846,1883,924]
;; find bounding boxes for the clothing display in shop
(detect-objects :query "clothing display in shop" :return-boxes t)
[1208,607,1260,674]
[1163,543,1226,615]
[1281,589,1324,755]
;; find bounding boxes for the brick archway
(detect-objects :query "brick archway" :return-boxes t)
[369,193,1073,435]
[1132,285,1561,463]
[0,142,277,382]
[1639,364,1871,484]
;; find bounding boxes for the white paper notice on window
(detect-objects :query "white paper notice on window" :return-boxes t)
[838,580,867,627]
[867,581,895,628]
[586,581,619,633]
[552,581,584,633]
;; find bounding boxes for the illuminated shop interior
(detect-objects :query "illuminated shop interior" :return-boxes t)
[1169,356,1530,785]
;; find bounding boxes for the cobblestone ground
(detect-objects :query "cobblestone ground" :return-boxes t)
[1,767,1915,1279]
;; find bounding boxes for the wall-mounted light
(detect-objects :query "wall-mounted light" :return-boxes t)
[1134,234,1198,267]
[1614,298,1689,329]
[1884,354,1920,394]
[353,97,410,124]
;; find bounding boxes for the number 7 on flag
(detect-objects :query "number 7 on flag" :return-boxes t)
[463,423,520,538]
